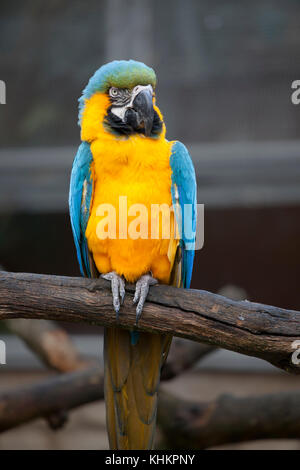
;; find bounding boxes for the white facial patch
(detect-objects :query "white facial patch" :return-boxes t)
[111,84,153,122]
[110,106,127,121]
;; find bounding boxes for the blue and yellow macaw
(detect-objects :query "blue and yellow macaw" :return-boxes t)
[69,60,196,450]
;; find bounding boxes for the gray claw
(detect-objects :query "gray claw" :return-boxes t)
[133,273,158,324]
[101,272,125,319]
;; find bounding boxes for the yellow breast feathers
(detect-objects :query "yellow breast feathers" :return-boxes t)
[81,92,178,283]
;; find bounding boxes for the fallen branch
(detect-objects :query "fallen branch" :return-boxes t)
[158,389,300,449]
[0,337,208,432]
[4,317,91,429]
[0,366,103,432]
[1,271,300,373]
[5,319,89,372]
[2,365,300,449]
[161,338,214,380]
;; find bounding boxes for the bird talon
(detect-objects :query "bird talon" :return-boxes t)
[133,273,158,323]
[120,284,126,305]
[133,287,141,305]
[135,302,145,325]
[101,271,125,318]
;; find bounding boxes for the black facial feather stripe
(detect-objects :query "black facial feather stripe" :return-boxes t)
[109,96,131,107]
[109,89,131,107]
[104,108,163,137]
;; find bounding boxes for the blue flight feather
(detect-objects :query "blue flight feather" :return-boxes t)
[170,141,197,288]
[69,141,93,277]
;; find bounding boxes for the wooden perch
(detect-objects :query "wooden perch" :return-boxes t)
[1,271,300,373]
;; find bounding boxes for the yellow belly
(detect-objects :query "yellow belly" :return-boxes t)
[85,134,175,283]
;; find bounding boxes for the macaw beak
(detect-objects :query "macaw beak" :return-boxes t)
[131,88,154,137]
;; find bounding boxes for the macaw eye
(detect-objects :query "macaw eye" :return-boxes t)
[109,87,119,98]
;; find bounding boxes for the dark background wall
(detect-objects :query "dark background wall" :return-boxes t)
[1,0,300,146]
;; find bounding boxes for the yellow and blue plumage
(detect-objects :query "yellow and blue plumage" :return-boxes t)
[69,60,197,449]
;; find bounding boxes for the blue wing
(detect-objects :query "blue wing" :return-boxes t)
[170,141,197,288]
[69,141,94,277]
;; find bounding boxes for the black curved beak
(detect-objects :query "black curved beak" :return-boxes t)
[132,88,154,137]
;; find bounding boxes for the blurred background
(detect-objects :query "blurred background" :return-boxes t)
[0,0,300,450]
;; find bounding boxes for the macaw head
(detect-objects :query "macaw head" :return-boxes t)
[79,60,165,142]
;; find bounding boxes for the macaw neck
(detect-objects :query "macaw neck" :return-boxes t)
[90,131,172,173]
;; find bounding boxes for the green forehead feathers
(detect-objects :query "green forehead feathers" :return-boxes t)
[78,60,156,125]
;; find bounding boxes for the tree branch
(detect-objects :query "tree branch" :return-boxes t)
[158,389,300,449]
[0,337,207,432]
[0,271,300,373]
[161,338,214,380]
[0,366,103,432]
[5,319,89,372]
[2,365,300,449]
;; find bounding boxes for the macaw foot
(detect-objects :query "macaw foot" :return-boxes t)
[101,271,125,319]
[133,273,158,324]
